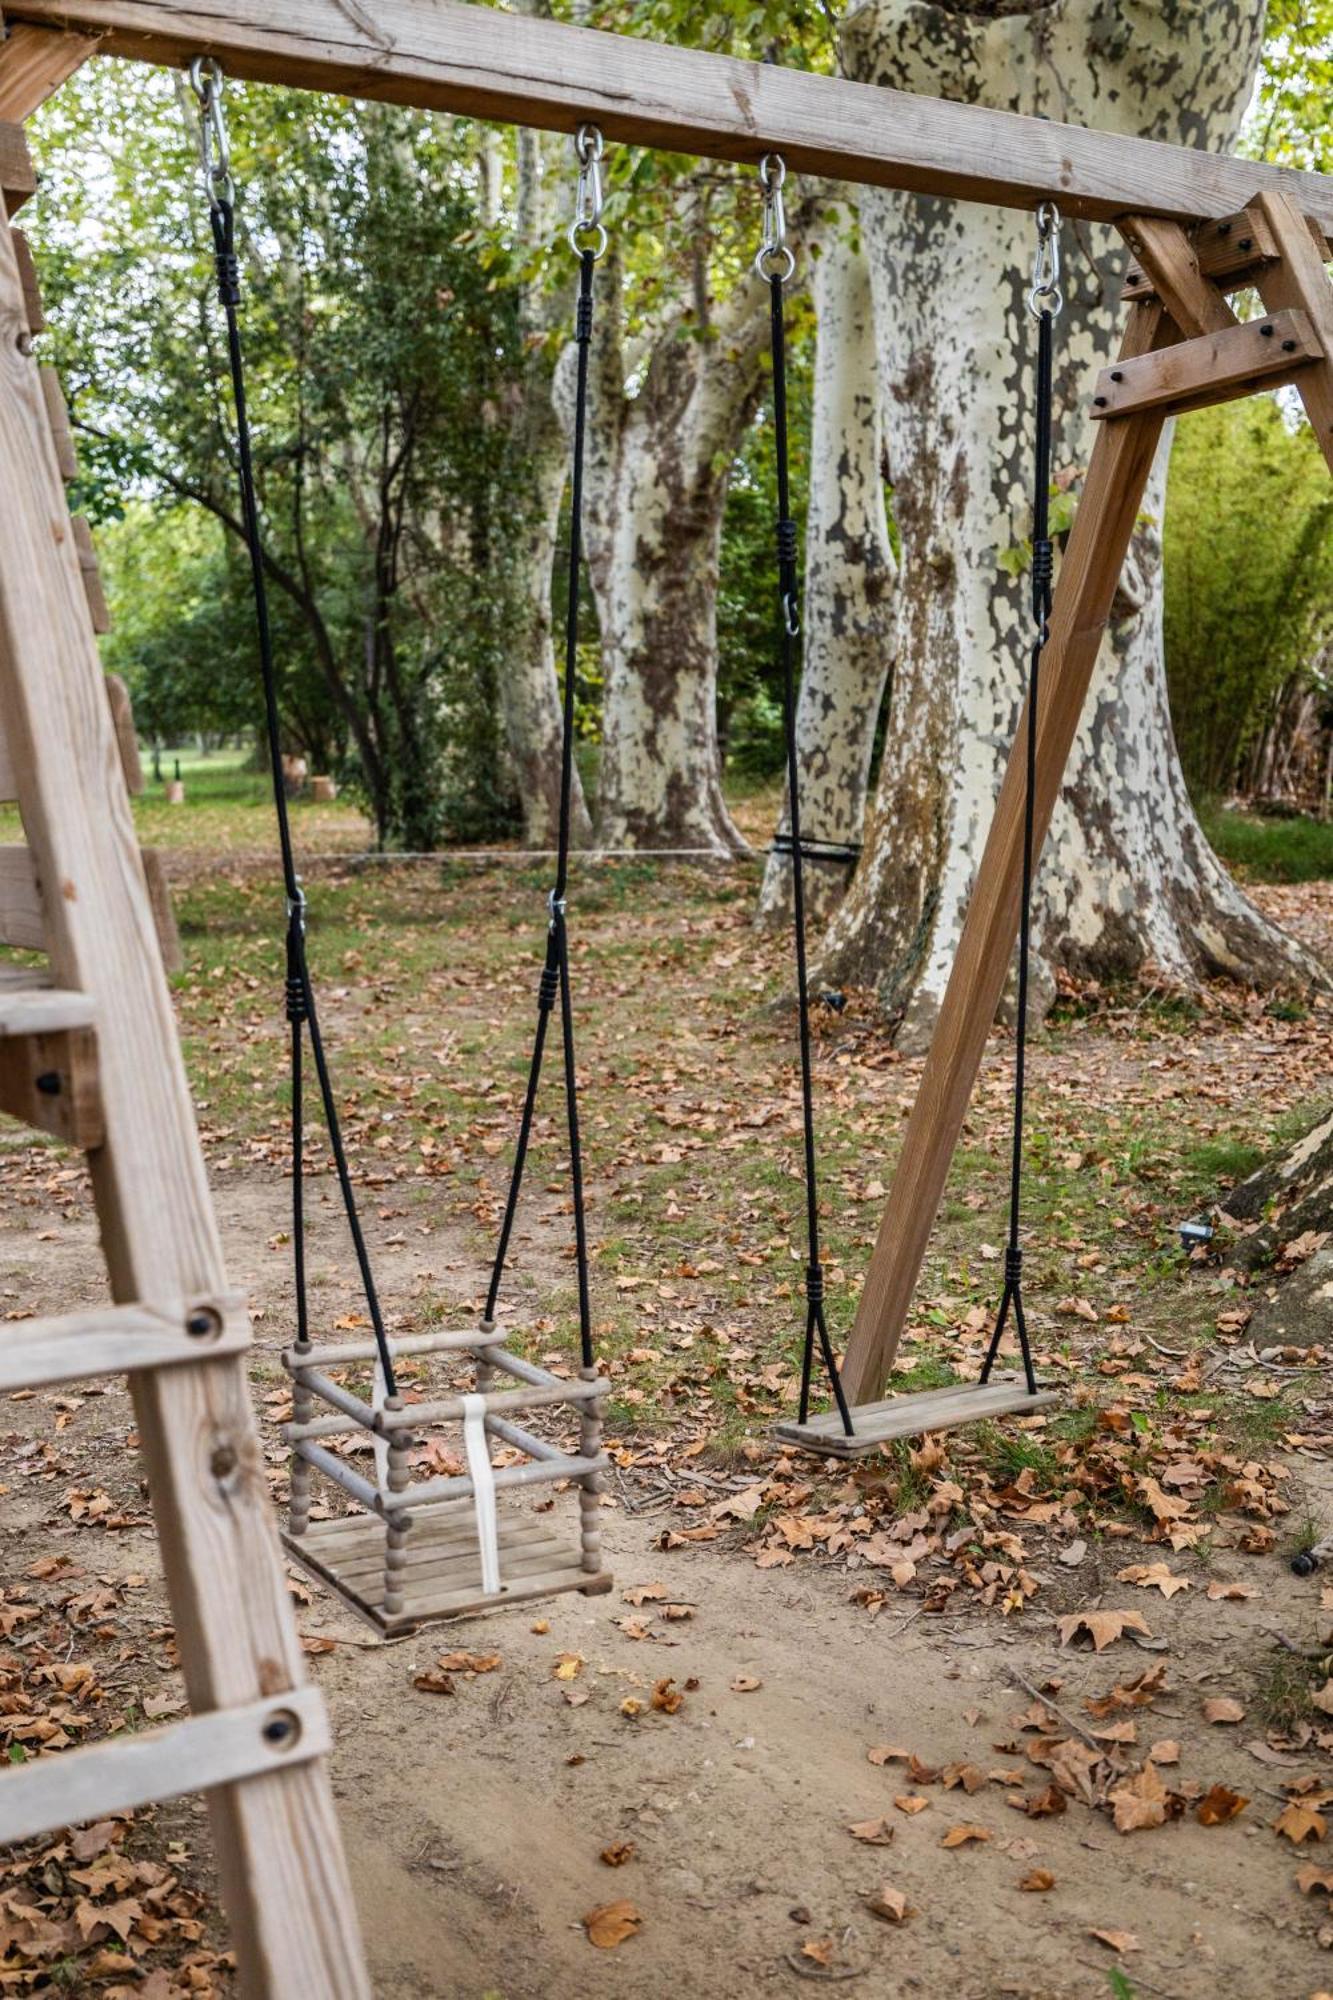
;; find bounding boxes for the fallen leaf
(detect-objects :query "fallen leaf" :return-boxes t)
[553,1653,584,1682]
[583,1900,642,1949]
[1275,1802,1328,1844]
[800,1936,835,1967]
[864,1883,915,1924]
[600,1841,637,1867]
[1116,1562,1190,1599]
[1108,1762,1169,1834]
[847,1818,895,1846]
[730,1675,762,1694]
[1089,1928,1139,1954]
[1058,1610,1152,1653]
[940,1824,990,1848]
[1018,1869,1055,1892]
[1202,1697,1245,1726]
[651,1678,683,1714]
[1296,1866,1333,1896]
[1196,1785,1248,1826]
[1206,1581,1255,1602]
[894,1795,930,1815]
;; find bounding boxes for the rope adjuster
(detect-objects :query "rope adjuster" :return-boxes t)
[755,154,795,284]
[568,123,607,261]
[286,884,307,938]
[1027,200,1063,321]
[187,55,236,210]
[547,888,567,934]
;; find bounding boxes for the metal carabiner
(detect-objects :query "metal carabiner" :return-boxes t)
[187,54,236,209]
[568,122,608,260]
[1027,199,1063,320]
[754,152,796,284]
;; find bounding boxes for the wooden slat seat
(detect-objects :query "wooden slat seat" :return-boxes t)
[774,1375,1058,1459]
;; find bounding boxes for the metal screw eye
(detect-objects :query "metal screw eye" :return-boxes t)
[262,1709,301,1750]
[186,1306,222,1339]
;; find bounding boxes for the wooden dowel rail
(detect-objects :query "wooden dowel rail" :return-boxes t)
[297,1365,378,1429]
[484,1413,566,1462]
[377,1376,607,1431]
[283,1325,506,1373]
[397,1449,609,1512]
[292,1439,383,1516]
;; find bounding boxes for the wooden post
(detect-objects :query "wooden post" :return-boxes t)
[839,289,1174,1406]
[1252,191,1333,478]
[0,194,369,1995]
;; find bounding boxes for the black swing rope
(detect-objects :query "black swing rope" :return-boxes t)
[483,126,603,1373]
[189,57,402,1399]
[760,157,855,1439]
[978,201,1063,1400]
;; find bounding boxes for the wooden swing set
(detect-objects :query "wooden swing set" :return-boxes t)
[0,2,1329,1992]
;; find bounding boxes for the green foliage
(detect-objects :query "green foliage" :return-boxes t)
[1250,0,1333,168]
[1196,801,1333,883]
[1164,397,1333,798]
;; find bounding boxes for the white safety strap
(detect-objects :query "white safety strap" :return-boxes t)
[462,1393,502,1596]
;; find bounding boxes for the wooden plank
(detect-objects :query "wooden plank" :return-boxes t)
[0,1687,329,1846]
[10,226,42,332]
[1090,309,1321,421]
[1119,214,1239,337]
[0,1295,248,1392]
[0,22,100,120]
[775,1377,1058,1459]
[284,1325,506,1370]
[0,968,91,1034]
[1253,191,1333,478]
[70,515,111,632]
[0,1020,102,1145]
[0,842,44,946]
[0,198,369,1995]
[105,673,143,792]
[378,1375,606,1429]
[39,367,76,481]
[0,117,34,214]
[6,0,1333,229]
[140,847,182,973]
[841,290,1176,1407]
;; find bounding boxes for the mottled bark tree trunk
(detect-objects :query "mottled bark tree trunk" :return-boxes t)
[579,243,771,852]
[499,49,592,846]
[816,0,1317,1045]
[757,196,897,927]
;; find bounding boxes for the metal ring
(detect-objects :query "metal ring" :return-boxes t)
[755,243,796,283]
[568,220,609,261]
[759,152,786,191]
[575,122,604,166]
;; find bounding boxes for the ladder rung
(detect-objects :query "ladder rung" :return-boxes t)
[0,1686,330,1847]
[0,1295,248,1393]
[1091,308,1322,421]
[0,970,93,1037]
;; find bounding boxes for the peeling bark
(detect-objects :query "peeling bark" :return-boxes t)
[577,216,779,852]
[817,0,1317,1045]
[757,197,897,928]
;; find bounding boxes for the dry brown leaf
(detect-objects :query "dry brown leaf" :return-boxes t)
[1196,1785,1248,1827]
[1089,1928,1139,1954]
[894,1795,930,1815]
[864,1883,915,1924]
[730,1675,762,1694]
[1116,1562,1190,1599]
[1109,1762,1169,1835]
[553,1653,584,1682]
[1018,1868,1055,1892]
[1057,1609,1152,1653]
[847,1818,895,1846]
[1148,1739,1181,1764]
[600,1841,637,1867]
[651,1678,683,1714]
[1275,1802,1328,1844]
[940,1824,990,1848]
[583,1900,642,1949]
[1202,1697,1245,1726]
[1206,1581,1255,1602]
[800,1936,835,1967]
[1295,1866,1333,1896]
[411,1669,456,1696]
[867,1744,912,1766]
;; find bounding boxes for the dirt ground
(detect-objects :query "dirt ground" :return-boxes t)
[4,1161,1333,2000]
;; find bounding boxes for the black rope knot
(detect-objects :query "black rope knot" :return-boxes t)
[537,964,560,1013]
[576,291,594,343]
[285,974,307,1025]
[805,1262,825,1307]
[1004,1244,1023,1288]
[1031,537,1054,616]
[776,517,798,567]
[214,250,241,308]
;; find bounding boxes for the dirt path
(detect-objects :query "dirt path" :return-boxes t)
[2,1168,1333,1998]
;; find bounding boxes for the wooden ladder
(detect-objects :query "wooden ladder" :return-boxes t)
[796,195,1333,1451]
[0,92,370,2000]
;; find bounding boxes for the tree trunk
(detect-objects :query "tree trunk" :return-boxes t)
[757,196,897,927]
[580,248,770,852]
[499,55,592,847]
[817,0,1318,1046]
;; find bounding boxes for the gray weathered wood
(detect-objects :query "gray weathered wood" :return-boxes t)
[775,1376,1058,1458]
[1091,307,1320,420]
[6,0,1333,228]
[0,1687,329,1846]
[0,1296,247,1392]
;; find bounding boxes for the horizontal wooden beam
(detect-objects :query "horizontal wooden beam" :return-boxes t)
[0,22,100,119]
[0,1294,248,1391]
[0,1020,103,1145]
[6,0,1333,228]
[1090,308,1322,420]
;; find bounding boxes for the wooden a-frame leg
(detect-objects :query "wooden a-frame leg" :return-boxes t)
[1251,192,1333,477]
[840,285,1177,1408]
[0,200,369,1994]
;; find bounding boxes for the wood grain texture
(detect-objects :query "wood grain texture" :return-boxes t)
[0,21,99,119]
[39,366,76,480]
[6,0,1333,225]
[1090,309,1320,420]
[0,201,368,1996]
[1253,191,1333,477]
[0,1294,249,1392]
[0,118,35,212]
[10,226,43,331]
[0,967,93,1033]
[0,1687,330,1845]
[775,1376,1058,1457]
[841,293,1175,1408]
[70,514,111,631]
[1119,214,1239,336]
[0,1021,103,1145]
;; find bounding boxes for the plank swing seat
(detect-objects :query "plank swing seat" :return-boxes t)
[187,71,614,1634]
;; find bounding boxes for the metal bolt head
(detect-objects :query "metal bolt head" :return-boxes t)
[1260,322,1274,337]
[263,1712,296,1746]
[1110,369,1124,382]
[1282,338,1297,353]
[186,1305,223,1340]
[1094,395,1108,407]
[34,1071,61,1096]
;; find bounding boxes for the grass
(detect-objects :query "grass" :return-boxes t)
[1198,801,1333,883]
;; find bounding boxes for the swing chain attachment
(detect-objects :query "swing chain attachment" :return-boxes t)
[1027,199,1063,321]
[187,55,235,211]
[754,153,795,284]
[569,123,607,261]
[286,882,307,938]
[547,888,567,932]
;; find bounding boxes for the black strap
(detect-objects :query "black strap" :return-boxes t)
[207,198,398,1400]
[484,250,595,1370]
[770,831,862,866]
[769,271,854,1439]
[979,303,1054,1399]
